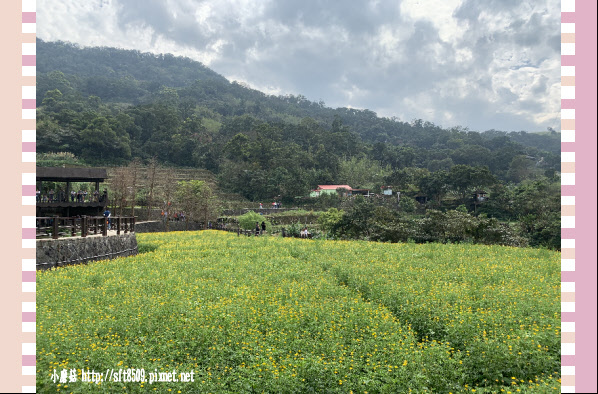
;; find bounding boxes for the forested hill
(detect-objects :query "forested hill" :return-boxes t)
[36,39,560,152]
[37,39,561,203]
[37,39,227,90]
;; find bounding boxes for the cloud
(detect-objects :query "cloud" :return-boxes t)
[37,0,561,132]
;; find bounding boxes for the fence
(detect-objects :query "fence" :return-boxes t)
[36,216,135,239]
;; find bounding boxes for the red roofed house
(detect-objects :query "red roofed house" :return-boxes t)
[310,185,353,198]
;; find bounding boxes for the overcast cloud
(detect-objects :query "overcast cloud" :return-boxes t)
[37,0,561,132]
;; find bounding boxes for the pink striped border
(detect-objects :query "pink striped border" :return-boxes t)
[561,1,598,393]
[560,1,575,392]
[21,0,37,393]
[10,0,597,392]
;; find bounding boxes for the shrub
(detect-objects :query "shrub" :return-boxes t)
[317,208,344,233]
[238,211,271,231]
[398,195,417,213]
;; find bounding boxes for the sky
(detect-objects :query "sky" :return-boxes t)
[37,0,562,133]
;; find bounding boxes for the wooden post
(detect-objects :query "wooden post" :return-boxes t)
[117,217,121,235]
[71,218,76,237]
[82,217,87,238]
[102,217,107,236]
[52,218,59,239]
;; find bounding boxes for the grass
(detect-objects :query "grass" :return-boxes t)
[37,231,561,393]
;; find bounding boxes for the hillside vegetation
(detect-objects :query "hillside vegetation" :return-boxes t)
[36,39,561,248]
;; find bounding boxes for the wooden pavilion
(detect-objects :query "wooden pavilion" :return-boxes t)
[36,167,109,217]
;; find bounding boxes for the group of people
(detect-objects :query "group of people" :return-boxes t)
[70,189,100,202]
[255,221,267,236]
[160,210,186,222]
[36,189,107,203]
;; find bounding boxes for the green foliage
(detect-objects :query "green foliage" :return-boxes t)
[337,155,391,189]
[448,165,496,202]
[332,196,377,239]
[507,155,537,183]
[455,204,468,213]
[511,179,561,250]
[35,38,561,230]
[79,116,131,163]
[330,203,525,247]
[238,211,271,231]
[317,208,344,233]
[285,221,302,237]
[418,170,448,203]
[398,195,416,213]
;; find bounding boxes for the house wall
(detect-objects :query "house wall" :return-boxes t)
[319,189,338,195]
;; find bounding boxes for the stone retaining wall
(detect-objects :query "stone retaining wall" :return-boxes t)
[221,208,297,216]
[36,233,138,270]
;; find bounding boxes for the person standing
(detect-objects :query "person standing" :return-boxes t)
[261,221,266,234]
[103,208,111,230]
[255,222,260,236]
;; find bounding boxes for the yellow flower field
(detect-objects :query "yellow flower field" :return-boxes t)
[37,231,561,393]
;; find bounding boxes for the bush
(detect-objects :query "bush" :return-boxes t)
[317,208,344,233]
[455,204,468,213]
[398,195,417,213]
[520,212,560,250]
[285,222,302,237]
[238,211,271,232]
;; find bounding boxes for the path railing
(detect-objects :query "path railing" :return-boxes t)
[36,216,135,239]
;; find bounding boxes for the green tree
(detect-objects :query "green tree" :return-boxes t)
[419,170,449,204]
[451,145,492,167]
[79,117,131,162]
[41,89,66,112]
[512,179,560,249]
[36,116,79,153]
[332,196,376,239]
[317,208,344,233]
[507,155,536,183]
[337,155,391,190]
[448,165,496,203]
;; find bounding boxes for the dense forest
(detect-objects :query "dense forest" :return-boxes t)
[36,39,561,248]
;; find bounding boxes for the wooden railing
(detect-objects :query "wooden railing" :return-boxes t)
[36,216,135,239]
